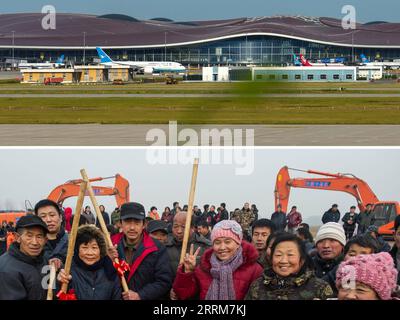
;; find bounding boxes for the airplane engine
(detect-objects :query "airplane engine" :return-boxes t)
[144,66,154,74]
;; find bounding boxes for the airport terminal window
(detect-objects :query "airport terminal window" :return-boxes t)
[269,74,276,80]
[282,74,288,80]
[295,74,301,80]
[333,74,340,80]
[346,74,353,79]
[256,74,263,80]
[320,74,327,80]
[307,74,314,80]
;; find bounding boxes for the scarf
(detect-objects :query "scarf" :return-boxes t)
[205,246,243,300]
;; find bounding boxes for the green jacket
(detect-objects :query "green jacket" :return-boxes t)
[245,267,334,300]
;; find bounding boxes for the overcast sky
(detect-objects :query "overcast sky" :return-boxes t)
[1,148,400,225]
[3,0,399,22]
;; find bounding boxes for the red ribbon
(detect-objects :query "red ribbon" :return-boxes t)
[113,258,130,277]
[57,289,78,300]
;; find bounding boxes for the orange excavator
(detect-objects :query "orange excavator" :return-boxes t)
[47,174,130,208]
[274,166,400,237]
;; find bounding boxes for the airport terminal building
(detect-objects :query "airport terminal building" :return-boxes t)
[1,13,400,67]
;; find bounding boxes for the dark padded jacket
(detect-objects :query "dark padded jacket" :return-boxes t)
[0,243,46,300]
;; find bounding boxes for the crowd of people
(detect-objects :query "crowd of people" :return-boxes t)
[0,199,399,301]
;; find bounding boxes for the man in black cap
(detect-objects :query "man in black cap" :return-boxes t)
[35,199,68,271]
[0,215,49,300]
[146,220,168,244]
[110,202,172,300]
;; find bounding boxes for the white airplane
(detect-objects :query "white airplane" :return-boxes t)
[96,47,186,74]
[18,55,65,69]
[360,54,400,70]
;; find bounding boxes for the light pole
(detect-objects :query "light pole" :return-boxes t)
[164,31,167,62]
[83,32,86,65]
[11,31,15,70]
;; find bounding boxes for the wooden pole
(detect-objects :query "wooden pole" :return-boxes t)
[60,180,87,294]
[46,263,56,300]
[80,169,129,293]
[179,158,199,264]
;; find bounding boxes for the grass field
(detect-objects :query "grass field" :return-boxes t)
[0,81,399,124]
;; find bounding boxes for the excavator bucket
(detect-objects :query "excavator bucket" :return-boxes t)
[274,166,291,212]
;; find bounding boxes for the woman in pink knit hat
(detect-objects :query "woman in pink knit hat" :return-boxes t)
[336,252,398,300]
[173,220,263,300]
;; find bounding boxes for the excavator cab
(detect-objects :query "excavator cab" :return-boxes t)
[371,201,400,238]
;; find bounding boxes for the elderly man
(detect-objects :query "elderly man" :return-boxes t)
[312,222,346,294]
[165,211,211,276]
[0,215,49,300]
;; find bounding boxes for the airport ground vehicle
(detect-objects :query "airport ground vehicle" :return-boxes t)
[274,166,400,237]
[166,76,178,84]
[112,79,125,85]
[47,174,130,207]
[44,77,63,85]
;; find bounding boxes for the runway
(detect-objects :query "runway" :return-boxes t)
[1,93,400,98]
[0,124,399,146]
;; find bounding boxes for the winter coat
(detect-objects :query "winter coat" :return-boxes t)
[82,212,96,225]
[245,267,334,300]
[173,241,263,300]
[111,231,173,300]
[232,209,256,234]
[271,211,287,232]
[95,211,110,228]
[312,253,343,279]
[357,210,373,234]
[0,227,7,255]
[287,210,302,228]
[61,257,122,300]
[321,209,340,224]
[389,245,400,285]
[341,212,358,230]
[376,236,391,252]
[43,229,68,264]
[166,232,211,276]
[303,240,315,255]
[220,209,229,221]
[257,249,269,269]
[0,242,46,300]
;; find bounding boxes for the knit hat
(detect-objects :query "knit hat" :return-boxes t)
[211,220,243,244]
[315,222,346,246]
[336,252,398,300]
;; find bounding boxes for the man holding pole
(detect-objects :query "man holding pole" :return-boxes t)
[110,202,173,300]
[34,199,68,270]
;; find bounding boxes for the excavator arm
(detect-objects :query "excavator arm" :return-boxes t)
[274,166,380,213]
[47,174,130,208]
